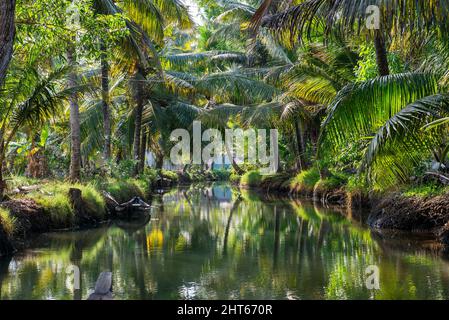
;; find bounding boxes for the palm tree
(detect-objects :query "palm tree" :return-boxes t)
[91,0,118,162]
[67,42,82,182]
[258,0,449,77]
[0,0,16,87]
[85,0,193,175]
[0,65,77,197]
[100,41,112,161]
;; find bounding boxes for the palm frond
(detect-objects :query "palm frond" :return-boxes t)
[198,69,277,104]
[320,73,439,151]
[153,0,194,30]
[362,94,449,188]
[121,0,165,43]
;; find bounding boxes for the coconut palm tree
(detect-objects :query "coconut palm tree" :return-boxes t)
[0,65,81,197]
[257,0,449,77]
[86,0,193,175]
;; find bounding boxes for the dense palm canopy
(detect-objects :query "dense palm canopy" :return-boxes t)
[0,0,449,195]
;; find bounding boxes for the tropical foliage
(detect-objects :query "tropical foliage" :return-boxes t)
[0,0,449,198]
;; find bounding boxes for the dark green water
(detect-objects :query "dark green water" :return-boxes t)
[1,184,449,300]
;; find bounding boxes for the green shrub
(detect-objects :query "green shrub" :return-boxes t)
[0,207,16,236]
[290,168,320,193]
[315,174,348,192]
[230,173,241,184]
[161,170,179,182]
[240,170,263,187]
[142,168,158,183]
[212,169,230,181]
[345,175,370,194]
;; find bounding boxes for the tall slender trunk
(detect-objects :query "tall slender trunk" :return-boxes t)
[155,153,163,170]
[0,140,5,200]
[374,30,390,76]
[67,43,81,182]
[139,127,147,173]
[0,0,15,87]
[133,71,144,176]
[294,121,306,171]
[100,41,111,161]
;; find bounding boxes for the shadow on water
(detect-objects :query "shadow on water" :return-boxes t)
[1,183,449,300]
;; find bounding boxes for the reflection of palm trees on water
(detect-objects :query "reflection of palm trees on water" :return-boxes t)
[2,184,449,299]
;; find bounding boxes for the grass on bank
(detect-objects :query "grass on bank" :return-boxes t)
[401,183,449,198]
[28,182,107,224]
[314,174,348,193]
[99,178,146,203]
[5,173,162,226]
[0,207,16,237]
[290,168,320,194]
[240,170,263,188]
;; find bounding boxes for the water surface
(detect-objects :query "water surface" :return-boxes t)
[1,184,448,300]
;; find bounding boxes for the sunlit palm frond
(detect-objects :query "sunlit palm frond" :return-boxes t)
[362,94,449,188]
[121,0,165,43]
[258,28,292,65]
[153,0,194,30]
[320,72,439,151]
[198,69,277,104]
[263,0,449,45]
[10,67,75,130]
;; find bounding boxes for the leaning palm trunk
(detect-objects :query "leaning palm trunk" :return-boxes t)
[0,0,15,87]
[67,43,82,182]
[100,41,111,161]
[294,121,307,171]
[225,141,244,175]
[373,30,390,76]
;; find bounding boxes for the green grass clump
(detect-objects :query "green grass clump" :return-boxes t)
[161,170,179,182]
[77,184,106,219]
[240,170,262,187]
[6,175,40,190]
[402,183,449,198]
[315,174,347,192]
[103,178,146,203]
[290,168,320,193]
[0,207,16,236]
[31,191,74,225]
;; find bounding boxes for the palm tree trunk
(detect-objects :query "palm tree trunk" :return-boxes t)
[0,0,15,87]
[133,71,144,176]
[374,30,390,76]
[294,121,306,171]
[100,41,111,161]
[0,140,6,200]
[67,43,81,182]
[155,153,163,170]
[139,127,147,173]
[225,142,244,175]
